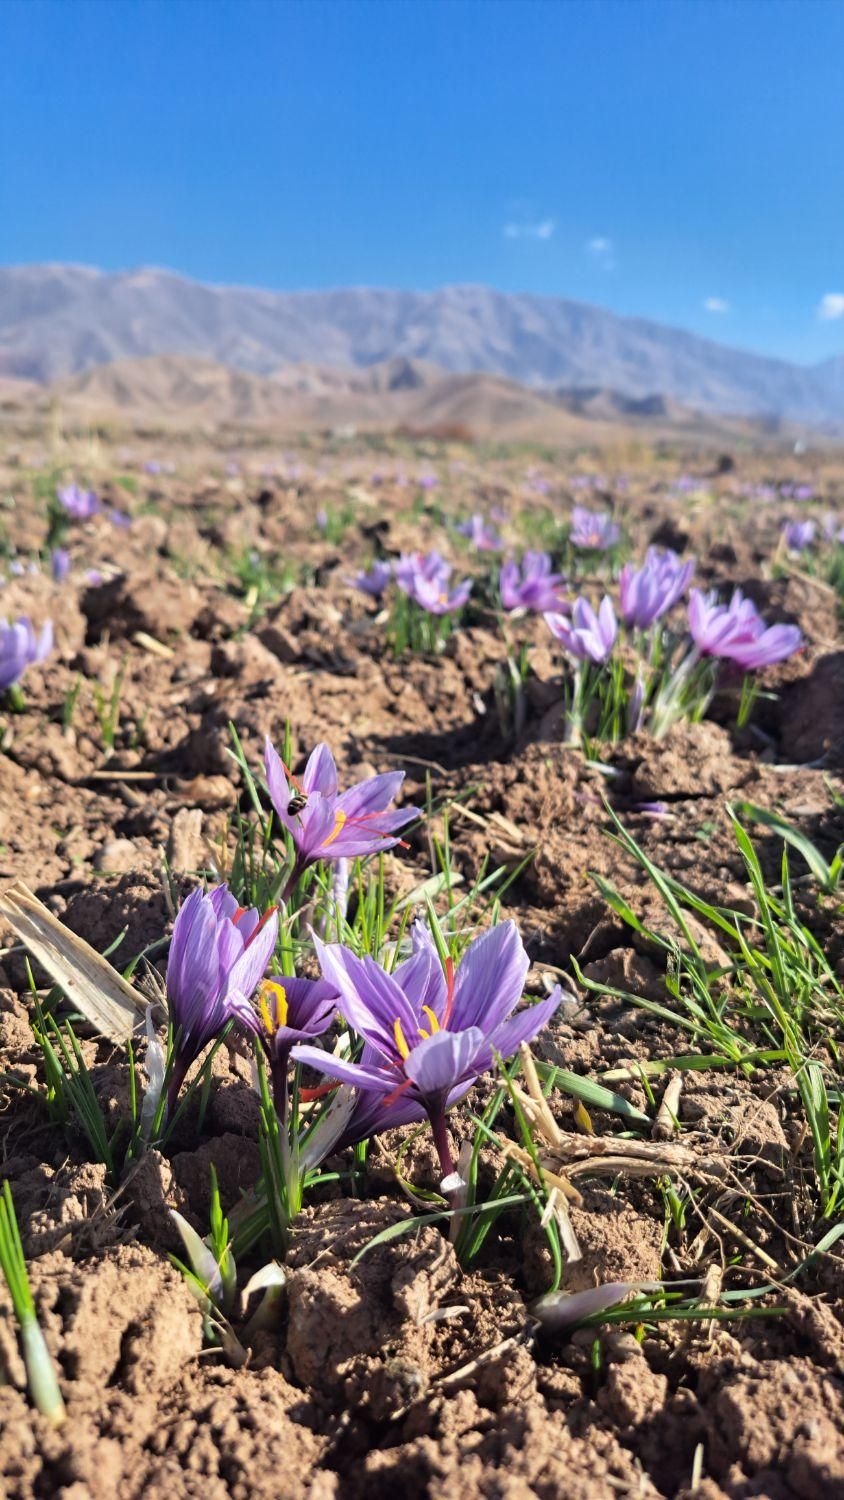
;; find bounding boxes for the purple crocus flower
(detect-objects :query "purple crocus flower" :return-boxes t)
[526,471,551,496]
[165,884,278,1112]
[51,548,71,583]
[415,576,472,615]
[619,548,695,629]
[687,589,802,670]
[570,507,620,550]
[545,595,618,664]
[456,514,502,552]
[264,738,419,879]
[256,974,338,1119]
[395,550,449,592]
[727,625,804,670]
[351,560,392,597]
[782,520,815,552]
[794,485,815,502]
[292,922,560,1178]
[417,471,439,491]
[395,551,472,615]
[56,484,99,520]
[0,617,53,691]
[500,551,567,613]
[108,508,133,530]
[821,513,844,544]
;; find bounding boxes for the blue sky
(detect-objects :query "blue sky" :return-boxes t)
[2,0,843,364]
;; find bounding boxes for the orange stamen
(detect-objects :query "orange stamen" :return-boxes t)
[393,1017,411,1059]
[259,980,287,1035]
[323,810,348,848]
[420,1005,440,1037]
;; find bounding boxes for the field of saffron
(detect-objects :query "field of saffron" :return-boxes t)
[1,435,844,1498]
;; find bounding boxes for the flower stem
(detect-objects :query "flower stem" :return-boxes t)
[271,1049,290,1125]
[428,1111,455,1180]
[166,1056,189,1119]
[279,855,304,909]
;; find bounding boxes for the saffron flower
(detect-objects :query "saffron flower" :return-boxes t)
[687,589,802,670]
[264,738,419,873]
[619,548,695,629]
[456,513,502,551]
[782,520,815,552]
[292,921,560,1179]
[395,551,472,615]
[500,551,567,612]
[56,484,99,520]
[51,548,70,583]
[256,974,338,1119]
[165,884,278,1112]
[351,560,392,597]
[0,617,53,691]
[395,550,449,591]
[545,595,618,664]
[569,507,620,551]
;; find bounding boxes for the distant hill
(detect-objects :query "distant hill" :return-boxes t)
[0,351,815,447]
[0,264,841,426]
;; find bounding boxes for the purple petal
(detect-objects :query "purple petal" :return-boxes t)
[290,1044,398,1093]
[225,909,278,1001]
[403,1027,486,1098]
[451,921,529,1034]
[337,770,406,819]
[302,743,338,797]
[313,933,419,1059]
[208,883,240,921]
[482,992,561,1064]
[392,945,448,1018]
[264,737,296,834]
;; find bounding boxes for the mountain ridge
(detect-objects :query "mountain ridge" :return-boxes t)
[0,263,840,424]
[1,351,822,447]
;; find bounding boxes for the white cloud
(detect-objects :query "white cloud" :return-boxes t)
[703,296,730,314]
[586,236,615,270]
[818,292,844,321]
[503,218,555,241]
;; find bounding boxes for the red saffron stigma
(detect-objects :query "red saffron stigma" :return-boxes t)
[382,1077,414,1109]
[245,905,278,945]
[443,956,455,1027]
[299,1082,340,1102]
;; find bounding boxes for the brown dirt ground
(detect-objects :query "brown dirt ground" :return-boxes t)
[1,434,844,1498]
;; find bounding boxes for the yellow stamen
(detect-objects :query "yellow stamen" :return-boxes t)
[323,809,347,848]
[259,980,288,1034]
[393,1017,410,1060]
[421,1005,440,1035]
